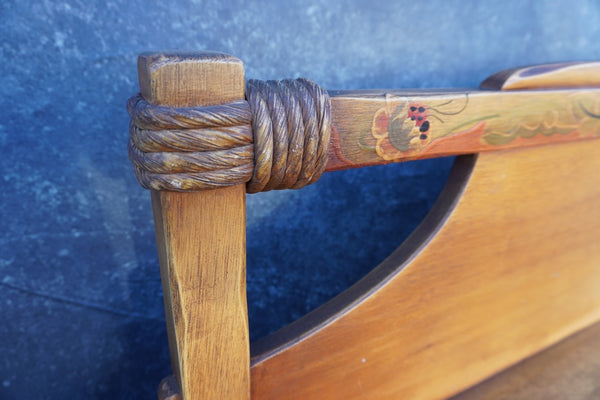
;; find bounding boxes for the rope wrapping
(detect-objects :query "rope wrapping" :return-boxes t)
[127,78,331,192]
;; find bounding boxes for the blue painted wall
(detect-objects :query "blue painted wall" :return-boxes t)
[2,0,600,398]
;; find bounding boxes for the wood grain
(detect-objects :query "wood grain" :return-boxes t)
[451,320,600,400]
[141,52,250,400]
[250,138,600,399]
[161,319,600,400]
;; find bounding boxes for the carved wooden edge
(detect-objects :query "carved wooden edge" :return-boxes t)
[250,154,477,362]
[129,75,332,192]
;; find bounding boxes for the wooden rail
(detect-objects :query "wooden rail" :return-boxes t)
[326,62,600,171]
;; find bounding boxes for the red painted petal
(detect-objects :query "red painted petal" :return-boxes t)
[374,111,390,133]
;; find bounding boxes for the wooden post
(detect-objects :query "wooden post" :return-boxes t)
[138,52,250,400]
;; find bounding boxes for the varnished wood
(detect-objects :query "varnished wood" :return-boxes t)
[325,62,600,172]
[326,88,600,172]
[250,139,600,399]
[451,321,600,400]
[138,51,246,107]
[163,319,600,399]
[142,52,250,400]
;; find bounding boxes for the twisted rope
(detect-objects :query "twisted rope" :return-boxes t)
[128,78,331,192]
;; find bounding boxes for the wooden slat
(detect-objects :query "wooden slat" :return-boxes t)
[325,62,600,172]
[141,52,250,400]
[250,138,600,399]
[326,87,600,172]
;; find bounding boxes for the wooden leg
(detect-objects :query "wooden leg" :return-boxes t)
[139,52,250,400]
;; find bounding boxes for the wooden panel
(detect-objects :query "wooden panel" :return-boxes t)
[142,52,250,400]
[163,321,600,400]
[250,138,600,399]
[451,321,600,400]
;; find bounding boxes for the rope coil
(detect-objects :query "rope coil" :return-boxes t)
[127,78,331,192]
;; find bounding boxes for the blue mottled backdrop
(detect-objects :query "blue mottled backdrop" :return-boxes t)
[2,0,600,398]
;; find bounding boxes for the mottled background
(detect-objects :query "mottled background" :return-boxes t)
[2,0,600,398]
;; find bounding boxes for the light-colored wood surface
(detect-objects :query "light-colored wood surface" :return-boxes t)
[250,138,600,399]
[141,52,250,400]
[138,51,246,107]
[451,320,600,400]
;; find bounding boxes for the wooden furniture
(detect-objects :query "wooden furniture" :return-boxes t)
[128,52,600,399]
[451,320,600,399]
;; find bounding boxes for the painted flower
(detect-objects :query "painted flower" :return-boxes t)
[370,102,431,160]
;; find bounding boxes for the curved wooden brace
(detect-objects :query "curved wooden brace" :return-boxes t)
[248,60,600,400]
[250,138,600,399]
[250,153,476,363]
